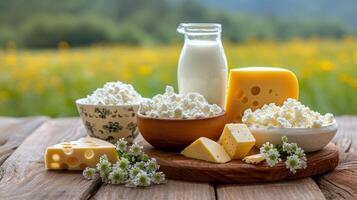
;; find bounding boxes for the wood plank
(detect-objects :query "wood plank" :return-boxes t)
[317,153,357,200]
[316,116,357,200]
[0,118,102,200]
[333,116,357,155]
[216,178,325,200]
[0,117,48,165]
[92,180,215,200]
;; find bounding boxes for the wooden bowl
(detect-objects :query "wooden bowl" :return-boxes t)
[137,112,227,151]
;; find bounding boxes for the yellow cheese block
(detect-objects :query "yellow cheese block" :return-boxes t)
[45,137,118,170]
[225,67,299,123]
[181,137,231,163]
[218,123,256,159]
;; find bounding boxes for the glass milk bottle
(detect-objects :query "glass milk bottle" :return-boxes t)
[177,23,228,108]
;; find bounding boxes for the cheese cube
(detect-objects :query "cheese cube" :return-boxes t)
[181,137,231,163]
[45,137,118,170]
[225,67,299,123]
[218,124,255,159]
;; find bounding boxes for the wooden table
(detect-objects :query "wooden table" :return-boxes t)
[0,116,356,200]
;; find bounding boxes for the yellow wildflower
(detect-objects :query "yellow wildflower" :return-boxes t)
[138,65,152,76]
[319,60,335,72]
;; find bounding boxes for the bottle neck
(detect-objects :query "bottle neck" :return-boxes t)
[178,23,222,42]
[184,33,221,42]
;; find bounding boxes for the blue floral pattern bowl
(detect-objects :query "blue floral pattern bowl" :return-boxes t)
[76,98,140,144]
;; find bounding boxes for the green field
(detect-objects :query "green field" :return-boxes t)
[1,38,357,117]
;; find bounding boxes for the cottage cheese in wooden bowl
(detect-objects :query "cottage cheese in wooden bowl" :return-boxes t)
[137,86,226,150]
[242,98,337,152]
[76,81,142,144]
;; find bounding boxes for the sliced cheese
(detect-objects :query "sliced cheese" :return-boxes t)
[243,154,265,164]
[225,67,299,123]
[45,137,118,170]
[218,123,256,159]
[181,137,231,163]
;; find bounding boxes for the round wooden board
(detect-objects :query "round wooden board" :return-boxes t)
[145,142,339,183]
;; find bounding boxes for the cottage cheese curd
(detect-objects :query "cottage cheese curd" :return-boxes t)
[140,86,223,119]
[82,81,142,105]
[242,98,335,128]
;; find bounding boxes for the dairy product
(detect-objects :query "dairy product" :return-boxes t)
[181,137,231,163]
[242,98,335,128]
[243,154,265,164]
[45,137,118,170]
[178,37,228,108]
[225,67,299,123]
[140,86,223,119]
[82,81,142,105]
[218,124,256,159]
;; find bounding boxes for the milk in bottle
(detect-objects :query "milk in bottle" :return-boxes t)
[177,23,228,108]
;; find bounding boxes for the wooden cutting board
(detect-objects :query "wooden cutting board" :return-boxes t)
[145,142,339,183]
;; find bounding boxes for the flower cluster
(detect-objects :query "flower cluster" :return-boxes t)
[260,136,307,174]
[82,138,165,187]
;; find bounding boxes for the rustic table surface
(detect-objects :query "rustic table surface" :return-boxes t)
[0,116,356,200]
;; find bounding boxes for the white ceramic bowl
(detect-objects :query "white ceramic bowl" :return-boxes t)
[76,98,140,144]
[249,122,338,152]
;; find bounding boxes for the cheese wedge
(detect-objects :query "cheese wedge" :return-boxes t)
[225,67,299,122]
[181,137,231,163]
[243,154,265,164]
[218,123,256,159]
[45,137,118,170]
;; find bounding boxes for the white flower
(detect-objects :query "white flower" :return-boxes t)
[108,168,127,184]
[129,167,142,178]
[129,143,143,156]
[115,138,128,152]
[151,172,165,184]
[83,167,97,180]
[99,155,109,163]
[134,161,146,170]
[285,155,300,174]
[260,142,274,154]
[264,148,281,167]
[140,153,150,162]
[136,171,151,187]
[114,158,130,171]
[146,158,159,172]
[294,147,306,159]
[96,157,112,179]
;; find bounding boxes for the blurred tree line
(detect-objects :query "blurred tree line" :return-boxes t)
[0,0,354,48]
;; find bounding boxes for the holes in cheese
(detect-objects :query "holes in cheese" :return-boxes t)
[67,157,79,166]
[45,137,118,170]
[63,146,74,155]
[250,86,260,95]
[52,154,60,161]
[252,101,259,107]
[84,149,95,159]
[225,67,299,123]
[241,97,248,104]
[50,163,60,169]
